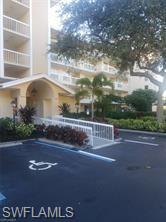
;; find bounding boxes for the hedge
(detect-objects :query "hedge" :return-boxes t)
[108,118,166,133]
[106,111,156,119]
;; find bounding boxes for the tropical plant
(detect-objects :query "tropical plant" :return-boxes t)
[95,94,124,117]
[15,123,35,138]
[58,103,70,115]
[45,125,88,146]
[125,89,157,112]
[75,73,114,119]
[18,106,36,124]
[51,0,166,122]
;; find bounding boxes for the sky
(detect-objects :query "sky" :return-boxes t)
[50,0,73,30]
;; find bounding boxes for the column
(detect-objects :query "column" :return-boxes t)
[17,96,27,109]
[51,94,59,117]
[0,0,4,77]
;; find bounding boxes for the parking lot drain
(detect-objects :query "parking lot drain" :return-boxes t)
[127,165,152,171]
[127,166,141,171]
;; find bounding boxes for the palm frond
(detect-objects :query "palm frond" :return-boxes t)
[93,73,107,87]
[93,87,104,97]
[75,89,90,102]
[76,78,92,88]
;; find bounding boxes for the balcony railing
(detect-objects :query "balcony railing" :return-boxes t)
[12,0,30,7]
[50,53,96,73]
[4,49,30,67]
[3,15,30,37]
[98,63,117,74]
[50,72,80,86]
[114,81,128,91]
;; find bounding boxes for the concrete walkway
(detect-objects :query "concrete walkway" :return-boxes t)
[92,136,117,149]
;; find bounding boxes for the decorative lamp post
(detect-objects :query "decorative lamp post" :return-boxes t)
[75,103,79,114]
[10,100,17,132]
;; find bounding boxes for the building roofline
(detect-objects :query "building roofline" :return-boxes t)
[0,73,75,95]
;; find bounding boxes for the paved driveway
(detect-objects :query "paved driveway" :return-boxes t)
[0,132,166,222]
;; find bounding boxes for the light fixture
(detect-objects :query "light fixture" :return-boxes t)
[10,99,17,131]
[10,100,17,108]
[31,88,37,96]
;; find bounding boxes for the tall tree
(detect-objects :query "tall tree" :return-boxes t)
[125,89,157,112]
[51,0,166,122]
[75,73,113,119]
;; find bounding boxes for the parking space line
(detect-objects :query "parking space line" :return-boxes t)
[35,141,116,163]
[0,193,6,201]
[124,139,159,147]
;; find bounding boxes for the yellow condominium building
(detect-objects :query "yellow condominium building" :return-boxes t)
[0,0,76,118]
[0,0,157,118]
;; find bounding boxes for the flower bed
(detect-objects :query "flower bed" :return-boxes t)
[0,118,88,146]
[44,125,88,146]
[0,118,35,142]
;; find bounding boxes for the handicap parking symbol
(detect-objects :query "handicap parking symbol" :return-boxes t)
[29,160,58,171]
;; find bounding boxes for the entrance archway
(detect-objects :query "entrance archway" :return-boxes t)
[26,80,55,118]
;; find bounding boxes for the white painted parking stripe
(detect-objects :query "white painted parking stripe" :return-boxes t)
[0,193,6,201]
[124,139,159,147]
[35,141,116,163]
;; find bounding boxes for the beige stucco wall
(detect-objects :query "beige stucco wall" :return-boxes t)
[59,95,76,113]
[0,90,12,117]
[31,0,49,74]
[128,75,158,94]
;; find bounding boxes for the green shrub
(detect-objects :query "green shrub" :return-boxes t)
[0,118,13,129]
[15,123,35,138]
[0,118,35,141]
[106,111,156,119]
[108,118,166,133]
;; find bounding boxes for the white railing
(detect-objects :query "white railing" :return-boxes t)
[12,0,30,7]
[102,64,117,74]
[55,116,114,142]
[97,63,117,75]
[114,81,128,91]
[34,117,93,147]
[50,53,96,72]
[3,15,30,37]
[50,72,80,86]
[4,49,30,67]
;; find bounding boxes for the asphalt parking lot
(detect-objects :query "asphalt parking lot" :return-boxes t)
[0,132,166,222]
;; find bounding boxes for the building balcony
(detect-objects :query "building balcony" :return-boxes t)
[114,81,128,92]
[4,48,30,68]
[50,72,80,86]
[3,0,30,21]
[12,0,30,8]
[3,15,30,38]
[50,53,96,73]
[97,63,117,75]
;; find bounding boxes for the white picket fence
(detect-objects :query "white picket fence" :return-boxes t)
[34,117,93,146]
[55,116,114,142]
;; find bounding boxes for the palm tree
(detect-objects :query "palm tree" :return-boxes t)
[75,73,114,119]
